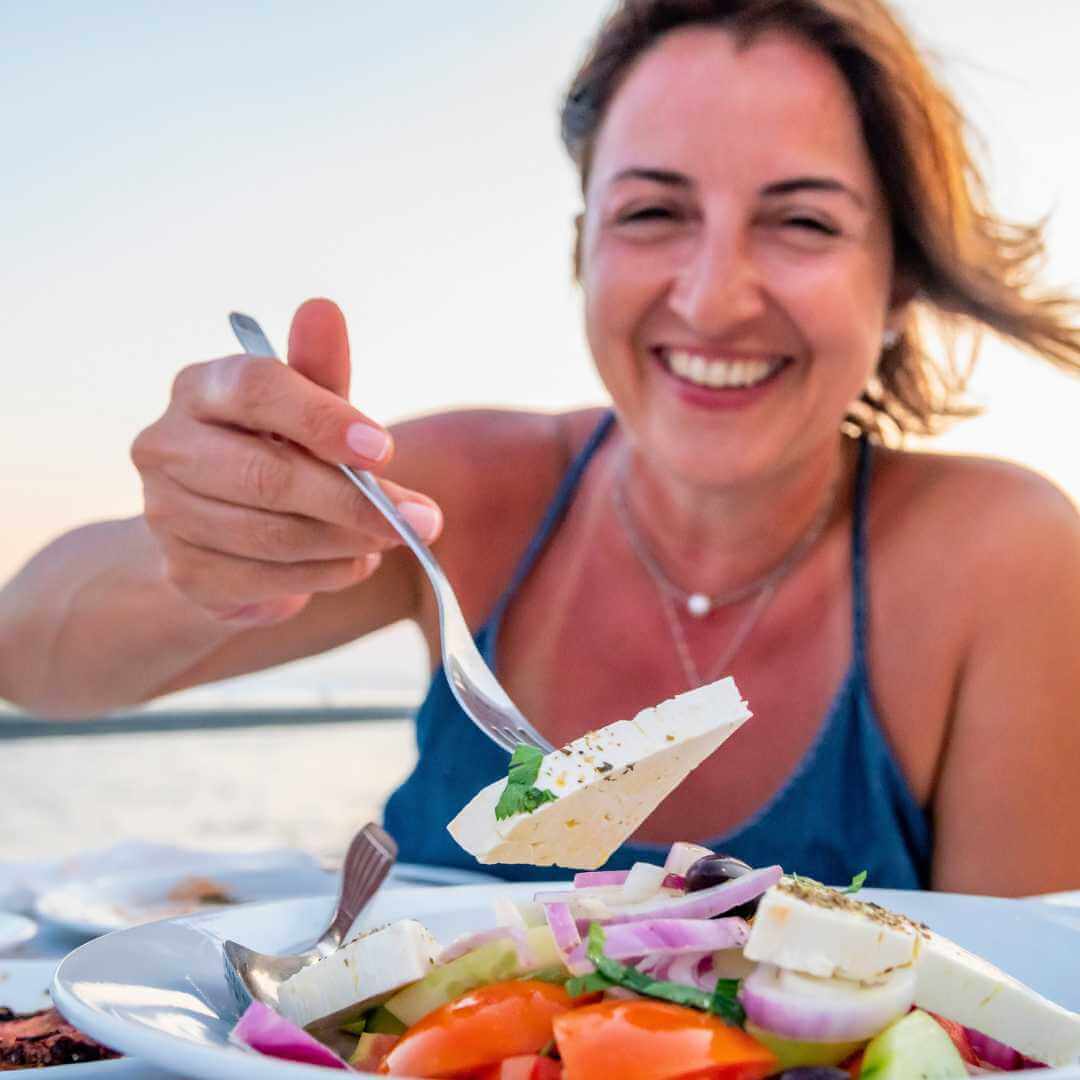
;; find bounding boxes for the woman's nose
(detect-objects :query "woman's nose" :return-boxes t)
[667,229,767,335]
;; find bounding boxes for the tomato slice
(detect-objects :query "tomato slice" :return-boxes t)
[475,1054,564,1080]
[553,1000,778,1080]
[926,1012,980,1067]
[381,981,573,1077]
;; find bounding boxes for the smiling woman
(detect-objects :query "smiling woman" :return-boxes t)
[1,0,1079,900]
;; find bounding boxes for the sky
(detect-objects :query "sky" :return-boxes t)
[2,0,1078,706]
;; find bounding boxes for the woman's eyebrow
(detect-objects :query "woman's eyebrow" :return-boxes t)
[611,166,693,188]
[761,176,867,209]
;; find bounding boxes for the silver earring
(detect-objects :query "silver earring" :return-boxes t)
[882,328,900,350]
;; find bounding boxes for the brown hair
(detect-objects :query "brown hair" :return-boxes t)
[561,0,1080,441]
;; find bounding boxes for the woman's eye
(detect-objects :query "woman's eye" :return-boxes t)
[784,216,840,236]
[618,206,675,224]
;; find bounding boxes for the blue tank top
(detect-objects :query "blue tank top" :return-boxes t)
[383,413,932,889]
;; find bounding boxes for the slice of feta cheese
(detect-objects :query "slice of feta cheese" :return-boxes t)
[742,879,1080,1067]
[276,919,439,1029]
[742,877,922,984]
[447,677,751,870]
[914,930,1080,1068]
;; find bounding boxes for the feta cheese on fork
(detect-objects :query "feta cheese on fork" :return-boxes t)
[447,677,751,870]
[276,919,439,1029]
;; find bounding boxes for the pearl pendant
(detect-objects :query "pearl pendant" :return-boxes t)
[686,593,712,618]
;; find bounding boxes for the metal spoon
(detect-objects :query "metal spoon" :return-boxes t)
[223,822,396,1012]
[228,311,554,756]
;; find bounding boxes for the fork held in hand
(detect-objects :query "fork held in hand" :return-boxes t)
[228,312,554,755]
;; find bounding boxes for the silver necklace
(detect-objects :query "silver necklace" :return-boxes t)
[612,459,840,689]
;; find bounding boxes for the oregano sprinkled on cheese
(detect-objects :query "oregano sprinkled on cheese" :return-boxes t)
[494,745,559,820]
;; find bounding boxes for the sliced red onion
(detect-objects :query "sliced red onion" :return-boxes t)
[663,842,715,877]
[574,870,629,888]
[544,903,581,958]
[534,886,622,908]
[231,1001,351,1070]
[586,865,782,926]
[739,963,916,1043]
[964,1027,1047,1070]
[664,951,713,989]
[661,873,687,891]
[565,917,748,973]
[437,925,524,964]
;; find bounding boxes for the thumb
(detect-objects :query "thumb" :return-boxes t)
[287,298,351,399]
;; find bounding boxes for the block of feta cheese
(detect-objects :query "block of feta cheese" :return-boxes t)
[742,877,923,984]
[914,931,1080,1068]
[276,919,439,1029]
[447,677,751,870]
[743,878,1080,1068]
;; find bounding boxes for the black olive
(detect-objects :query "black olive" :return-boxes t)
[775,1069,850,1080]
[684,853,759,919]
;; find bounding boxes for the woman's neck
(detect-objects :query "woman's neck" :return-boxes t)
[614,434,853,598]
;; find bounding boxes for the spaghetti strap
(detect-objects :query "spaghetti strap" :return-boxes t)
[850,434,874,678]
[482,411,616,657]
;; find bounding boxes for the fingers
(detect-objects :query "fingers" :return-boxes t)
[287,298,351,399]
[174,355,393,468]
[158,533,384,620]
[135,421,443,541]
[142,476,385,563]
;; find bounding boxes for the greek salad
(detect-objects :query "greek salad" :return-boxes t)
[229,843,1079,1076]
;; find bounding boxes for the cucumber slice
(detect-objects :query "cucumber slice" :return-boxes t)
[744,1022,863,1069]
[364,1005,407,1035]
[385,926,564,1027]
[860,1009,967,1079]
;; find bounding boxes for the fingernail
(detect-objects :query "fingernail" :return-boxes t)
[399,500,442,541]
[346,422,392,462]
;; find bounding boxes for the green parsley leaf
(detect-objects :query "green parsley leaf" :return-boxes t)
[506,744,545,786]
[565,971,613,998]
[707,978,745,1027]
[844,870,868,894]
[583,923,745,1025]
[494,745,559,820]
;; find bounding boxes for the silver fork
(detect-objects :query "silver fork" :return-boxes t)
[223,822,396,1011]
[228,312,554,755]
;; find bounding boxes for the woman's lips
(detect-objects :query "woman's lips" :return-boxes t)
[652,348,793,409]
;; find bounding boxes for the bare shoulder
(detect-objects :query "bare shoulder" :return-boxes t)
[872,446,1080,607]
[382,405,611,623]
[385,406,608,518]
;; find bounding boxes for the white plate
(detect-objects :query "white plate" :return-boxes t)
[51,886,1080,1080]
[0,957,176,1076]
[35,858,336,938]
[0,911,37,951]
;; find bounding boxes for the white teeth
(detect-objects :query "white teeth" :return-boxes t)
[664,351,782,389]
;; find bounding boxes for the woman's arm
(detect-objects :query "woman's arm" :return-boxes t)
[0,300,442,718]
[0,515,421,718]
[930,472,1080,896]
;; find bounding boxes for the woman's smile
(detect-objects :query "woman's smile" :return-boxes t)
[651,346,794,410]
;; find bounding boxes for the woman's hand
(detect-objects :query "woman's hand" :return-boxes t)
[130,298,443,627]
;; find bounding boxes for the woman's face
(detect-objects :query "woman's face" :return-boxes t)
[580,27,898,484]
